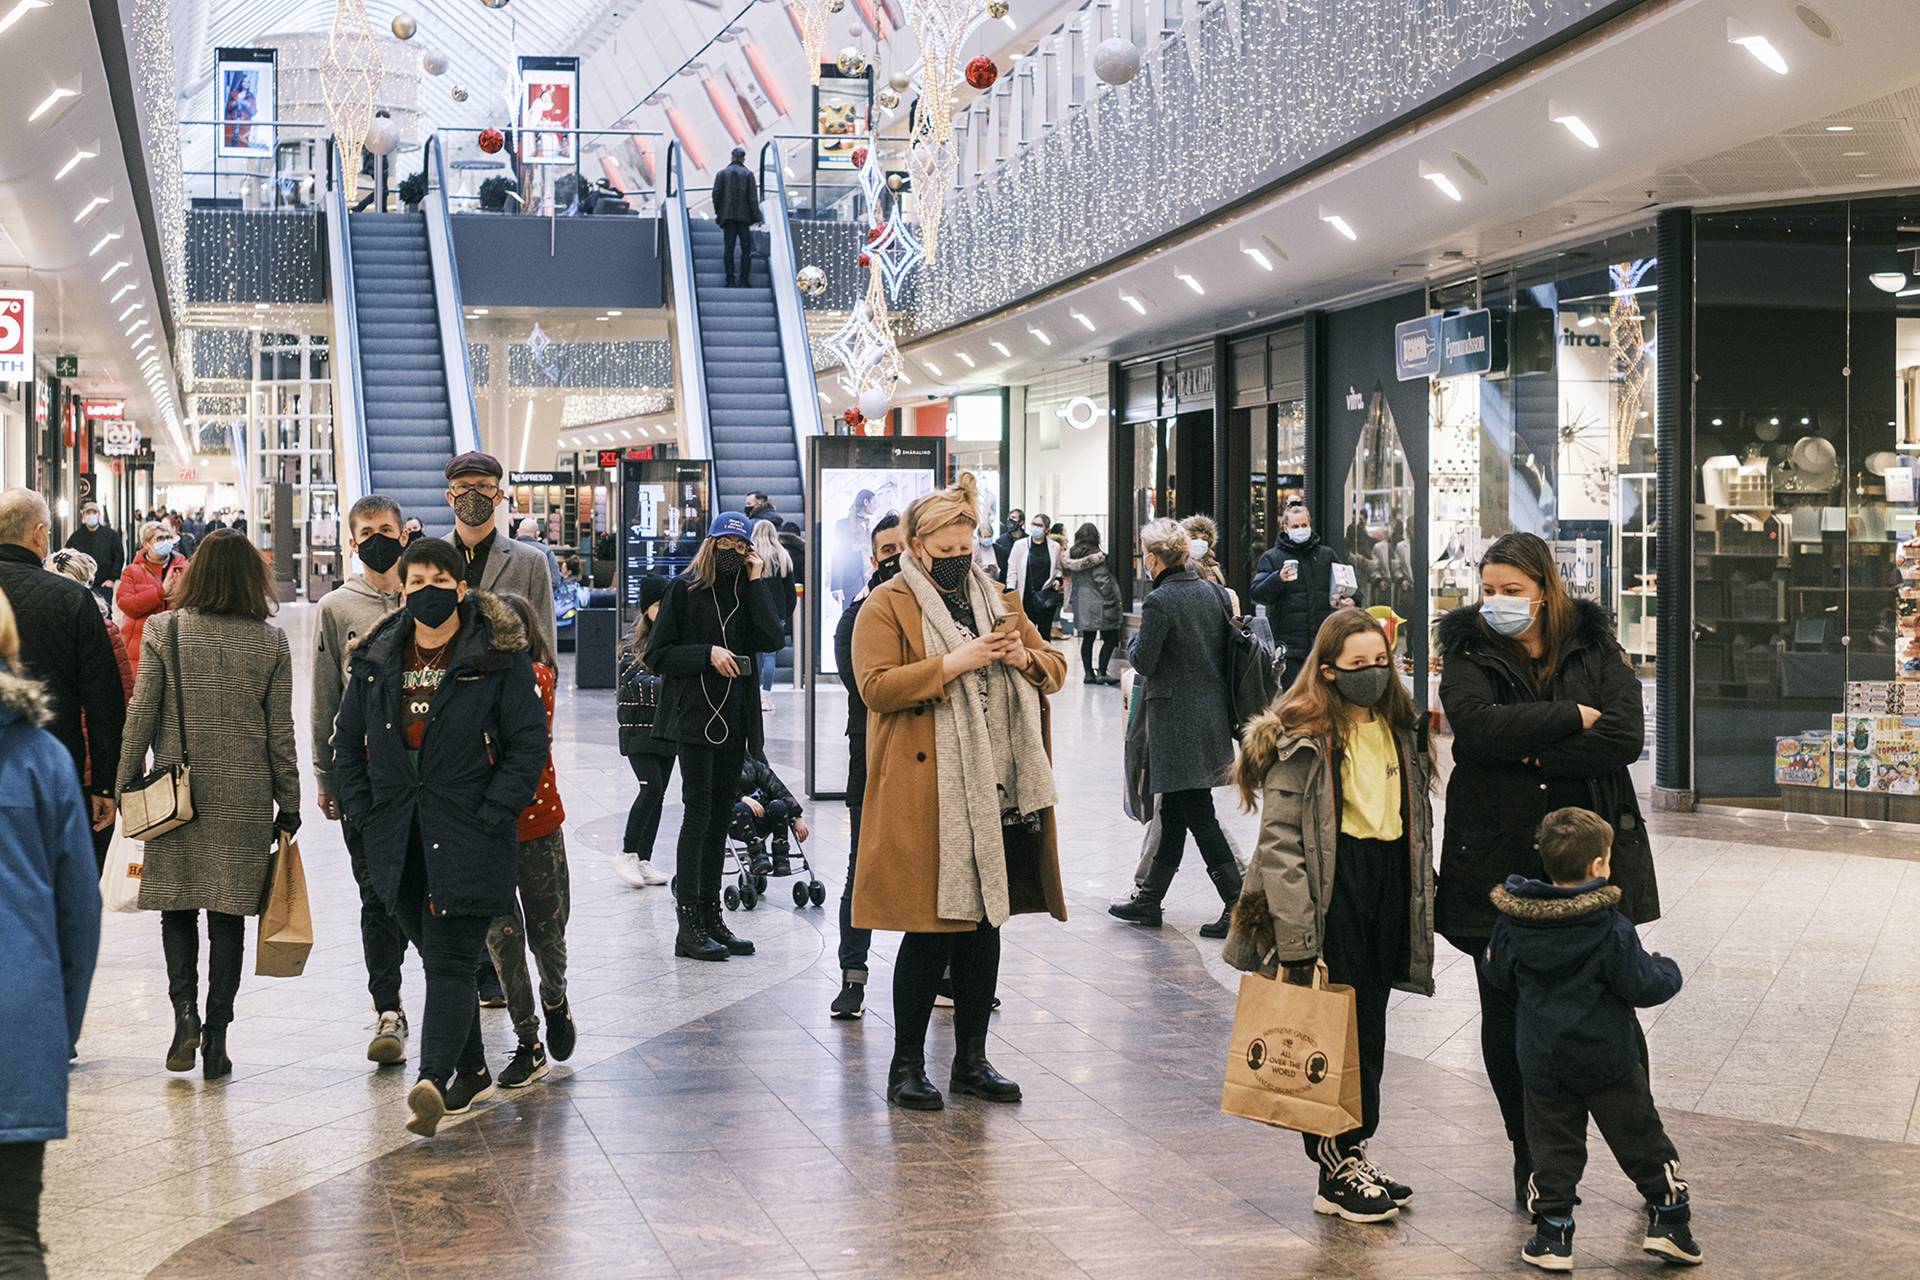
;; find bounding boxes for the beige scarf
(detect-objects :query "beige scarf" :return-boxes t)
[899,553,1057,926]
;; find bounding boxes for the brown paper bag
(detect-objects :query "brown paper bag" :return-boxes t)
[1219,966,1364,1137]
[255,833,314,977]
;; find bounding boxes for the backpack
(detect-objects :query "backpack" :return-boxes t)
[1213,584,1281,734]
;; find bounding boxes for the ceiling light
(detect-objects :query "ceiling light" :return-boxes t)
[622,429,634,439]
[88,231,120,256]
[956,351,976,368]
[1857,172,1881,179]
[1869,271,1907,293]
[896,370,911,386]
[1842,150,1867,157]
[0,0,51,38]
[1238,239,1273,271]
[989,340,1010,357]
[1800,417,1811,425]
[1261,235,1290,262]
[110,283,134,303]
[607,310,623,317]
[1727,18,1788,73]
[473,308,489,316]
[1577,315,1597,328]
[1119,290,1147,315]
[925,360,943,376]
[54,146,96,180]
[1072,311,1095,332]
[1175,268,1205,294]
[253,302,268,311]
[1711,418,1724,427]
[125,319,147,335]
[595,315,610,321]
[99,259,127,283]
[117,301,143,321]
[818,390,830,404]
[1027,326,1051,346]
[72,195,108,223]
[1769,417,1780,426]
[1825,124,1854,132]
[27,83,77,122]
[1548,101,1599,148]
[1419,161,1462,201]
[1319,207,1357,240]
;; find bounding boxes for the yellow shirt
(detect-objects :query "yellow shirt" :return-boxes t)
[1339,714,1404,841]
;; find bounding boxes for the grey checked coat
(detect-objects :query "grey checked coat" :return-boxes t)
[1127,567,1236,794]
[117,610,300,916]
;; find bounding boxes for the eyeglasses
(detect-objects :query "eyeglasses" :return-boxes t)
[449,483,500,498]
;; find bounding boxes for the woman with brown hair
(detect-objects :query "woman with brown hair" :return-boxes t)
[116,528,300,1080]
[852,472,1067,1110]
[1223,607,1434,1224]
[1434,530,1655,1205]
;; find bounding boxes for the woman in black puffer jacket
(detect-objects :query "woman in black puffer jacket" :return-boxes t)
[1436,531,1656,1207]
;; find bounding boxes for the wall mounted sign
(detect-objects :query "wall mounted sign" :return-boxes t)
[81,399,125,419]
[1393,315,1441,381]
[0,290,32,384]
[1439,309,1495,378]
[509,470,565,485]
[1058,395,1100,431]
[55,354,77,379]
[518,56,580,166]
[99,420,143,457]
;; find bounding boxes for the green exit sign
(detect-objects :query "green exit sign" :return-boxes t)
[55,355,77,378]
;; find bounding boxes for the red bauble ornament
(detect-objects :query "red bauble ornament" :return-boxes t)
[843,407,864,427]
[857,251,872,268]
[965,56,998,89]
[478,127,505,154]
[851,146,869,168]
[866,223,886,244]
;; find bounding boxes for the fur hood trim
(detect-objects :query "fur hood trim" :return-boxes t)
[1436,597,1618,658]
[1234,706,1320,784]
[1490,881,1621,921]
[348,589,528,657]
[0,665,53,728]
[1221,888,1278,974]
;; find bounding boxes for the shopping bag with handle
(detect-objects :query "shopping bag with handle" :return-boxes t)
[98,825,145,913]
[255,833,314,977]
[1220,961,1365,1137]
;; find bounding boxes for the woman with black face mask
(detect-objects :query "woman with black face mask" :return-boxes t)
[1220,607,1435,1225]
[642,513,786,961]
[331,537,549,1137]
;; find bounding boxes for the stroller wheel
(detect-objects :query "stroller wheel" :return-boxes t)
[792,880,808,907]
[741,886,759,910]
[755,873,770,894]
[809,880,827,907]
[723,886,740,911]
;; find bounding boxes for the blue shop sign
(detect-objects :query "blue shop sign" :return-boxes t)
[1439,309,1494,377]
[1393,315,1441,381]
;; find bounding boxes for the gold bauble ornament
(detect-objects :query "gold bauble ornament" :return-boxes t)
[825,0,845,11]
[795,265,828,297]
[876,85,900,110]
[450,84,469,102]
[887,70,912,92]
[835,46,867,75]
[390,13,418,38]
[985,0,1009,18]
[886,173,903,191]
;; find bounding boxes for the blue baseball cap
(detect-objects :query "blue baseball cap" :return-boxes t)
[708,511,752,541]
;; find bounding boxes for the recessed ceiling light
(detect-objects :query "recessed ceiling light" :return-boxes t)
[253,302,269,311]
[1175,268,1205,294]
[100,259,128,283]
[72,195,108,223]
[1319,207,1358,240]
[54,146,96,180]
[1727,18,1789,74]
[110,283,134,303]
[1824,124,1853,133]
[1071,311,1095,332]
[606,310,622,317]
[1238,239,1273,271]
[1769,417,1780,426]
[1577,315,1597,328]
[89,231,120,256]
[117,301,143,321]
[473,308,489,316]
[1800,416,1811,425]
[1120,291,1147,315]
[817,390,829,403]
[1711,418,1724,427]
[1842,150,1867,157]
[1027,326,1051,346]
[27,83,77,123]
[1548,101,1600,148]
[925,360,943,377]
[989,340,1010,357]
[897,370,911,386]
[1869,271,1907,293]
[1857,172,1880,179]
[956,351,976,368]
[0,0,52,38]
[1419,161,1462,201]
[596,315,610,321]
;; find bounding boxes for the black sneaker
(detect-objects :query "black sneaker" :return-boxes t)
[830,980,866,1020]
[1522,1214,1574,1271]
[1642,1201,1702,1266]
[543,998,576,1062]
[1354,1147,1413,1206]
[771,856,793,877]
[443,1067,496,1114]
[499,1041,550,1089]
[1313,1156,1399,1223]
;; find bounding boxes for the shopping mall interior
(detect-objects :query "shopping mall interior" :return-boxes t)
[6,0,1920,1274]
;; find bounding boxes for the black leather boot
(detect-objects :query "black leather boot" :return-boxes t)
[887,1052,944,1110]
[1108,859,1176,926]
[703,897,754,956]
[950,1035,1022,1102]
[673,899,729,961]
[1199,862,1243,940]
[165,1003,201,1072]
[201,1022,232,1080]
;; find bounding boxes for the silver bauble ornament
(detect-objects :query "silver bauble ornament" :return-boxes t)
[885,173,903,191]
[835,45,867,75]
[420,48,450,76]
[390,13,418,38]
[364,118,400,156]
[479,0,510,9]
[888,70,912,92]
[450,84,469,102]
[876,85,900,111]
[795,265,827,298]
[858,387,890,422]
[986,0,1009,18]
[1091,36,1140,85]
[825,0,844,10]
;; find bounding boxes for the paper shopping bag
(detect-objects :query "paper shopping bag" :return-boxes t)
[98,825,145,913]
[255,834,314,977]
[1219,967,1364,1137]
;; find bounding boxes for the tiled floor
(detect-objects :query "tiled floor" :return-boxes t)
[42,604,1920,1277]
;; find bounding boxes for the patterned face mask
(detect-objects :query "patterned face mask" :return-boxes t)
[929,554,972,592]
[452,490,496,526]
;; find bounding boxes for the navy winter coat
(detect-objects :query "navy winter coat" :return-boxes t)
[0,663,100,1143]
[1485,875,1680,1096]
[331,592,548,918]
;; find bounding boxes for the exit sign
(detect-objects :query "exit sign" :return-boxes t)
[55,354,78,378]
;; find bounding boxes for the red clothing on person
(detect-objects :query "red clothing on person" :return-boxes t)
[116,552,184,673]
[519,661,565,841]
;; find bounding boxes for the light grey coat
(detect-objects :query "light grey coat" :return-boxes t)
[117,611,300,917]
[1062,548,1124,632]
[1127,567,1235,794]
[445,530,558,657]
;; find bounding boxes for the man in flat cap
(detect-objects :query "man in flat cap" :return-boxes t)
[442,451,557,654]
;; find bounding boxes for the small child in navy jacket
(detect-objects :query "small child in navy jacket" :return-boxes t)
[1486,807,1700,1272]
[732,753,810,877]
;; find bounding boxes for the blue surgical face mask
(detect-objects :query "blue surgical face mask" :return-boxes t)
[1481,594,1538,638]
[152,538,177,559]
[1287,527,1312,545]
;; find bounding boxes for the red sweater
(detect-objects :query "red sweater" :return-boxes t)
[519,662,565,840]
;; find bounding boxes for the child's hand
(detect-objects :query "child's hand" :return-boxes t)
[743,796,765,818]
[792,817,810,842]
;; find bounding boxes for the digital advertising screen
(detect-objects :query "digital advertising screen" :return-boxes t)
[620,458,710,626]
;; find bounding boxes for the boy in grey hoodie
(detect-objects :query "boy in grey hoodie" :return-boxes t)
[313,495,410,1065]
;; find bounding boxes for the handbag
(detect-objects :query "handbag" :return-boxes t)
[1213,584,1281,734]
[1220,962,1365,1137]
[120,616,194,840]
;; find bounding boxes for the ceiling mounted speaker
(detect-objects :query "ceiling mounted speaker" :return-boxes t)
[1793,3,1839,43]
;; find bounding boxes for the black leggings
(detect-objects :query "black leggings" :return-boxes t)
[0,1142,45,1280]
[623,752,676,857]
[893,922,1000,1056]
[160,909,244,1025]
[1465,940,1529,1149]
[1079,628,1119,676]
[674,739,749,903]
[1152,788,1237,873]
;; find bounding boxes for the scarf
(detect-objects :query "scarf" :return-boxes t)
[898,553,1058,926]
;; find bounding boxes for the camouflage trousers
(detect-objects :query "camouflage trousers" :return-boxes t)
[485,829,571,1043]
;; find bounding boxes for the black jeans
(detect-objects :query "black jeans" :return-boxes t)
[389,824,489,1085]
[0,1142,45,1280]
[721,220,753,283]
[1302,835,1407,1168]
[893,921,1001,1057]
[1079,628,1119,677]
[1524,1070,1684,1219]
[674,738,749,904]
[624,752,676,857]
[345,819,409,1014]
[1152,788,1237,874]
[160,909,244,1025]
[838,741,871,980]
[1463,939,1529,1149]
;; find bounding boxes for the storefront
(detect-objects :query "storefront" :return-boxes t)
[1116,345,1216,596]
[1014,368,1110,550]
[1224,322,1309,595]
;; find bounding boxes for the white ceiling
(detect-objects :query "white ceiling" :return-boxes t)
[892,0,1920,395]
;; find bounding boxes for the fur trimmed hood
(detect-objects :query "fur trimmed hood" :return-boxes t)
[348,589,528,660]
[1233,705,1320,786]
[1491,876,1621,922]
[1436,597,1618,659]
[0,663,52,729]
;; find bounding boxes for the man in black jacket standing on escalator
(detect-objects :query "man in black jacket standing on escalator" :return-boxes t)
[712,146,763,288]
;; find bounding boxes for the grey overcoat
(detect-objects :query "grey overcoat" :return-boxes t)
[1127,567,1235,794]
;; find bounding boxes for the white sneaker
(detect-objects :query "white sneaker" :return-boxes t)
[631,858,669,886]
[367,1009,408,1064]
[614,851,668,887]
[761,694,774,712]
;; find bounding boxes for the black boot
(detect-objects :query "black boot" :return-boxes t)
[673,898,729,961]
[165,1003,201,1072]
[703,897,754,956]
[950,1035,1022,1102]
[201,1023,232,1080]
[887,1052,944,1110]
[1198,862,1243,940]
[1109,859,1176,926]
[746,835,770,876]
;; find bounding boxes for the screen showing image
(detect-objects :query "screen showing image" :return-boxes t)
[621,461,709,624]
[817,466,936,674]
[217,51,275,159]
[815,79,868,171]
[520,61,579,166]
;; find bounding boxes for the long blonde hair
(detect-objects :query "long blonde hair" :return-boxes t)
[751,519,793,576]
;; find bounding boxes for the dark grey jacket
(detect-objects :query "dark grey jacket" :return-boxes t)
[1127,567,1235,794]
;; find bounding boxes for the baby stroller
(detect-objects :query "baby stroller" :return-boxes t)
[722,752,828,911]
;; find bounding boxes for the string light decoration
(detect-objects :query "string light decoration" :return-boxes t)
[320,0,381,206]
[561,391,674,428]
[505,339,674,389]
[1608,258,1654,465]
[858,140,923,302]
[902,0,989,147]
[912,0,1595,332]
[908,112,957,265]
[823,262,903,405]
[795,0,835,85]
[122,0,191,461]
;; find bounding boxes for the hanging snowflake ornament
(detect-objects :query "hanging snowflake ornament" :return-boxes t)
[907,115,956,264]
[857,140,923,300]
[794,0,835,85]
[824,265,904,405]
[320,0,381,205]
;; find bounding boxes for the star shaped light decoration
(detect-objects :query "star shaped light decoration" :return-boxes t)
[902,0,988,146]
[320,0,380,205]
[823,265,903,404]
[857,141,923,302]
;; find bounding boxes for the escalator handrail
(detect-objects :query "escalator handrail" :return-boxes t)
[757,137,824,445]
[665,140,713,461]
[424,134,482,455]
[326,137,371,508]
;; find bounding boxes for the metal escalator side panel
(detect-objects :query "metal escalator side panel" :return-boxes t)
[423,153,481,458]
[325,146,370,516]
[665,172,714,463]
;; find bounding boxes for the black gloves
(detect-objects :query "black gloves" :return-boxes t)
[272,810,301,837]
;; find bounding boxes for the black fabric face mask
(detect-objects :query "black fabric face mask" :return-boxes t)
[357,533,402,574]
[929,554,972,592]
[406,585,460,628]
[870,554,902,587]
[1329,664,1393,708]
[713,547,747,577]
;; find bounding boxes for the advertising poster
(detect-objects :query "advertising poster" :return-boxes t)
[620,459,710,626]
[815,72,868,170]
[0,289,32,384]
[817,466,936,676]
[216,47,277,160]
[519,56,580,166]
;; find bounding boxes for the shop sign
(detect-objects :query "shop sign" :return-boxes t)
[510,470,566,485]
[1161,364,1213,408]
[99,420,143,457]
[0,290,32,384]
[1393,315,1442,381]
[1439,309,1494,377]
[597,449,620,469]
[77,472,97,504]
[55,355,77,378]
[82,398,125,420]
[1058,396,1100,431]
